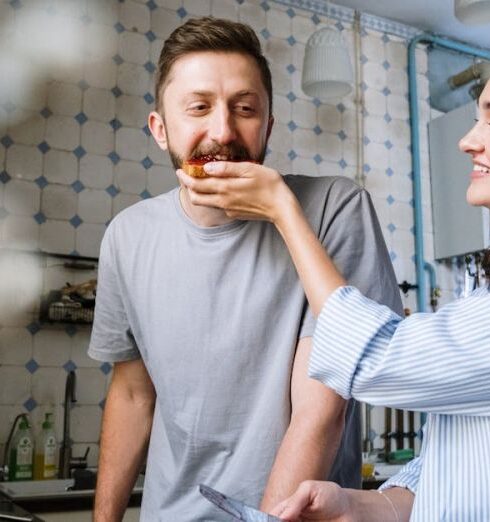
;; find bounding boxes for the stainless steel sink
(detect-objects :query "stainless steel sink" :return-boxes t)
[0,474,144,500]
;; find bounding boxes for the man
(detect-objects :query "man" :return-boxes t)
[88,17,402,521]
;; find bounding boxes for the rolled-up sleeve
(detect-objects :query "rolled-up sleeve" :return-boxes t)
[379,456,422,494]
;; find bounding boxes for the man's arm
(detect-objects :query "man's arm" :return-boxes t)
[94,358,156,522]
[260,336,347,511]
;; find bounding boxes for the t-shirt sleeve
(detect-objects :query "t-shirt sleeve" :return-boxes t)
[88,225,141,362]
[299,186,402,339]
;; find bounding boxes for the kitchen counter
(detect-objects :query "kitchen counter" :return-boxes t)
[0,495,44,522]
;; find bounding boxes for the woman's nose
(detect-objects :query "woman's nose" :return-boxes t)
[459,123,484,155]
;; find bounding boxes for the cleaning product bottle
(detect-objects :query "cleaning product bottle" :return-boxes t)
[34,413,58,480]
[8,415,34,481]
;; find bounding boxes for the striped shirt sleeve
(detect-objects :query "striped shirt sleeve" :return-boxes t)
[379,455,422,494]
[309,286,490,416]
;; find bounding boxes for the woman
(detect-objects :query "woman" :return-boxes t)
[176,79,490,521]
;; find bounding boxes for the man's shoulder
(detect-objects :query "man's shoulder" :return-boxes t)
[283,174,361,199]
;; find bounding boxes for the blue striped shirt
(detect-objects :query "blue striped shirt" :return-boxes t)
[309,286,490,521]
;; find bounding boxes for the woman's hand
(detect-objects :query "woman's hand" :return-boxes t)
[175,161,298,223]
[270,481,356,522]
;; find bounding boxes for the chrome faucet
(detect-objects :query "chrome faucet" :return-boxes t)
[58,370,76,478]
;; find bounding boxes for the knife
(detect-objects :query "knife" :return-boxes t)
[199,484,282,521]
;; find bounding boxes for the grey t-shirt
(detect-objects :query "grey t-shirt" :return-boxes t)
[89,175,402,521]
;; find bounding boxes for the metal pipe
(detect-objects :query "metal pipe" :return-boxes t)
[59,370,77,478]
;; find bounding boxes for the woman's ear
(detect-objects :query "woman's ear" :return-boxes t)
[148,111,168,151]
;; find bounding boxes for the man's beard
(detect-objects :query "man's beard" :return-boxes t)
[166,139,268,171]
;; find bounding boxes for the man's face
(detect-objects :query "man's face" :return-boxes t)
[459,79,490,209]
[152,51,273,169]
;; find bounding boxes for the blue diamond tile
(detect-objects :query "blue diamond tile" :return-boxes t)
[286,64,296,74]
[265,146,271,157]
[176,6,187,18]
[2,101,16,113]
[25,359,39,374]
[110,118,122,131]
[363,163,371,173]
[287,120,297,132]
[336,103,345,113]
[108,151,120,165]
[111,86,122,98]
[382,33,390,44]
[338,158,347,169]
[73,146,86,159]
[144,61,155,74]
[313,125,322,135]
[75,112,88,125]
[287,35,296,46]
[312,97,321,108]
[360,54,368,65]
[409,198,415,208]
[287,91,296,102]
[382,60,391,70]
[0,207,8,220]
[142,124,151,136]
[78,79,89,91]
[360,81,368,92]
[335,21,344,31]
[106,184,119,198]
[386,167,394,177]
[363,136,370,146]
[140,189,151,199]
[1,135,13,148]
[38,141,50,154]
[114,22,125,33]
[288,150,297,161]
[337,130,347,141]
[260,28,270,40]
[23,398,38,412]
[387,223,396,233]
[260,1,270,11]
[63,360,77,373]
[10,0,22,9]
[362,107,369,117]
[389,251,397,262]
[26,322,41,335]
[33,211,46,224]
[70,214,83,228]
[145,30,156,42]
[384,112,392,123]
[99,398,106,410]
[100,362,112,375]
[360,27,369,37]
[112,54,123,65]
[146,0,157,10]
[64,324,78,336]
[40,107,52,119]
[408,171,414,180]
[0,171,11,184]
[35,175,48,189]
[384,139,393,150]
[141,156,153,170]
[144,92,154,104]
[311,13,321,25]
[313,154,323,165]
[286,7,295,17]
[69,250,80,257]
[71,180,85,193]
[382,87,391,97]
[386,195,395,205]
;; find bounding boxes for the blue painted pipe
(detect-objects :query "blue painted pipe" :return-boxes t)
[408,34,490,312]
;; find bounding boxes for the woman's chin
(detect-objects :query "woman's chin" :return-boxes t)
[466,180,490,208]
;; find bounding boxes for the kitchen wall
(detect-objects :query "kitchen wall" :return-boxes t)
[0,0,465,466]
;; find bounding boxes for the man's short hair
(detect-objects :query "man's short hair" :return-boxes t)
[155,17,273,115]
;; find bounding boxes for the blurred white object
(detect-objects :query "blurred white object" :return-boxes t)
[454,0,490,24]
[302,26,353,101]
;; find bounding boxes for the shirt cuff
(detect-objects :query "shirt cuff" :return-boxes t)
[379,469,419,495]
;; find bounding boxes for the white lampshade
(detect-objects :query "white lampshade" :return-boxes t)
[302,26,353,100]
[455,0,490,24]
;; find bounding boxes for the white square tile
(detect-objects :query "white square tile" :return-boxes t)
[363,63,387,91]
[0,407,24,442]
[84,59,117,90]
[292,98,316,129]
[31,367,67,407]
[44,149,78,185]
[389,200,414,231]
[33,329,72,367]
[113,192,141,216]
[364,114,389,144]
[150,7,181,40]
[114,160,146,194]
[291,42,306,70]
[265,37,293,67]
[292,156,318,176]
[116,94,149,128]
[47,81,83,116]
[83,88,116,123]
[239,0,267,28]
[147,139,172,166]
[146,165,178,196]
[269,63,292,96]
[388,118,410,148]
[76,223,105,258]
[117,63,151,97]
[119,31,150,65]
[83,24,118,61]
[1,215,39,251]
[211,0,239,19]
[318,103,342,134]
[267,9,292,40]
[389,146,412,176]
[385,40,407,70]
[415,46,428,75]
[293,128,317,157]
[386,68,408,96]
[75,368,107,405]
[81,121,114,156]
[120,0,151,33]
[8,111,46,145]
[115,127,148,162]
[46,115,81,151]
[78,189,112,225]
[316,132,342,163]
[362,33,386,65]
[263,151,291,175]
[6,145,43,181]
[71,405,102,442]
[364,88,387,117]
[4,179,41,216]
[272,94,291,125]
[269,122,292,155]
[150,38,164,66]
[0,367,30,405]
[41,185,78,220]
[364,168,391,199]
[0,327,33,365]
[317,159,344,179]
[184,0,212,16]
[341,139,356,167]
[291,14,316,44]
[39,219,76,254]
[364,141,389,171]
[87,0,118,25]
[79,154,114,189]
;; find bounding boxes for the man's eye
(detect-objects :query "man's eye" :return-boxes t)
[189,104,208,111]
[236,105,254,113]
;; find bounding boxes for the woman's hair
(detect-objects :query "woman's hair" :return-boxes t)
[155,17,273,115]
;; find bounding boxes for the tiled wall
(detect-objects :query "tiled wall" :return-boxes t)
[0,0,465,468]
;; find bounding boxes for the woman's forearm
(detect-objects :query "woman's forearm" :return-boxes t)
[273,189,346,317]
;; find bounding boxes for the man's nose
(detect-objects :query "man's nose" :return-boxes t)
[208,106,237,144]
[459,123,484,155]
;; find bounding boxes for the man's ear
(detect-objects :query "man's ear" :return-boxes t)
[266,115,274,140]
[148,111,168,151]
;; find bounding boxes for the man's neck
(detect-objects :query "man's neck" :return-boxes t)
[179,186,235,227]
